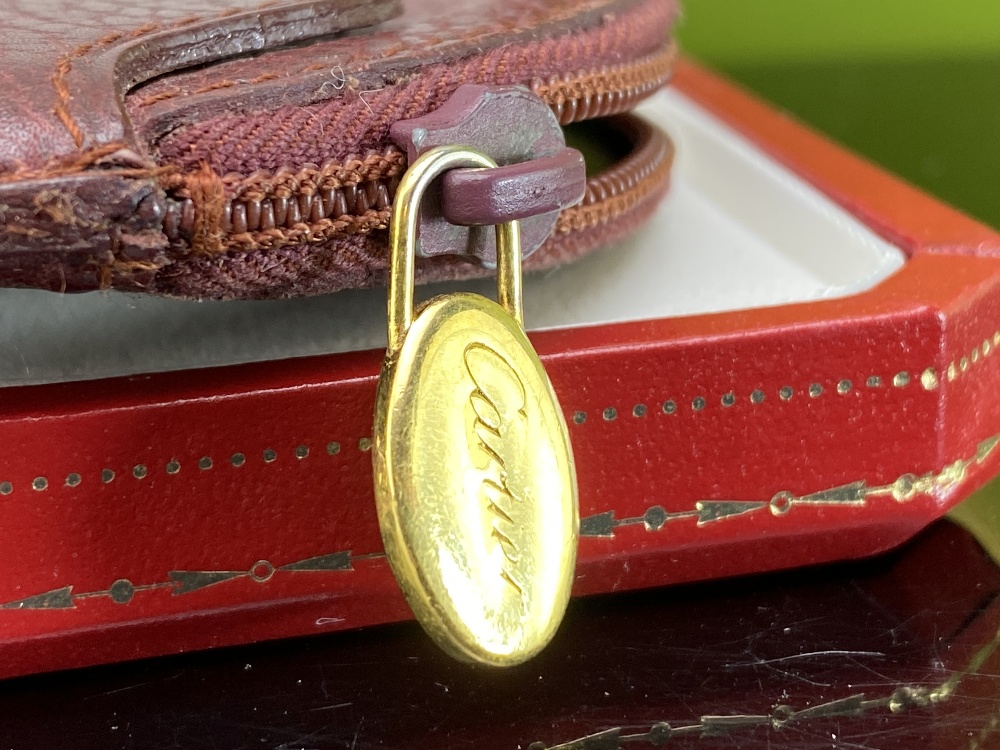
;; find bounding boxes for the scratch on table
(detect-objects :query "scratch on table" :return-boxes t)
[725,650,887,668]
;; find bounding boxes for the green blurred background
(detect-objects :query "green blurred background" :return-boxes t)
[675,1,1000,554]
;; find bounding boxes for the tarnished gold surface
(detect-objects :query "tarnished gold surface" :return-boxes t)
[373,145,578,667]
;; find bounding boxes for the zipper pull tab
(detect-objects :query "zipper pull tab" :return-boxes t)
[372,144,579,667]
[391,83,586,267]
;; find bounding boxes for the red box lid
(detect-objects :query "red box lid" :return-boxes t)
[0,60,998,679]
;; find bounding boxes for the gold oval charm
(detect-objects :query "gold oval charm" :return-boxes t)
[374,293,577,666]
[373,144,578,667]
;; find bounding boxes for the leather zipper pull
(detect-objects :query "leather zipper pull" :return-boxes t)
[391,84,587,268]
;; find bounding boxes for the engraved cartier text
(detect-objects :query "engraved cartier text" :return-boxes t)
[464,342,528,595]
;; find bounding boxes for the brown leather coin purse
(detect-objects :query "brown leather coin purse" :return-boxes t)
[0,0,678,300]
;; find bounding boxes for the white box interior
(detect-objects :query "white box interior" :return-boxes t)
[0,90,905,387]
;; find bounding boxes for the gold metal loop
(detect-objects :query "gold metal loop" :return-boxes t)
[387,145,524,354]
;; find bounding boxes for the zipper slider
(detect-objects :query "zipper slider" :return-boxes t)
[391,84,586,268]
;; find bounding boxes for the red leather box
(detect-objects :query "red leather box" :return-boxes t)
[1,60,999,679]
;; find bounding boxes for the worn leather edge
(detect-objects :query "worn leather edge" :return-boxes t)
[56,0,402,154]
[0,174,169,293]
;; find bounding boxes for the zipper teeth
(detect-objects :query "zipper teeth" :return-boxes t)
[530,40,677,126]
[161,150,406,243]
[557,115,673,234]
[161,42,677,247]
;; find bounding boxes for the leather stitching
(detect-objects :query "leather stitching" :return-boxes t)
[50,1,284,149]
[137,72,286,107]
[0,142,173,184]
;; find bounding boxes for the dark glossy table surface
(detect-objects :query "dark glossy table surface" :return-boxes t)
[3,515,999,749]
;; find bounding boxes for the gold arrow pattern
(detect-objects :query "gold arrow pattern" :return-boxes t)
[580,434,1000,538]
[0,550,381,611]
[0,586,74,611]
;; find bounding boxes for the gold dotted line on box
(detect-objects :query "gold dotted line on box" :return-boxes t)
[946,331,1000,384]
[0,438,375,497]
[3,336,994,492]
[571,368,936,425]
